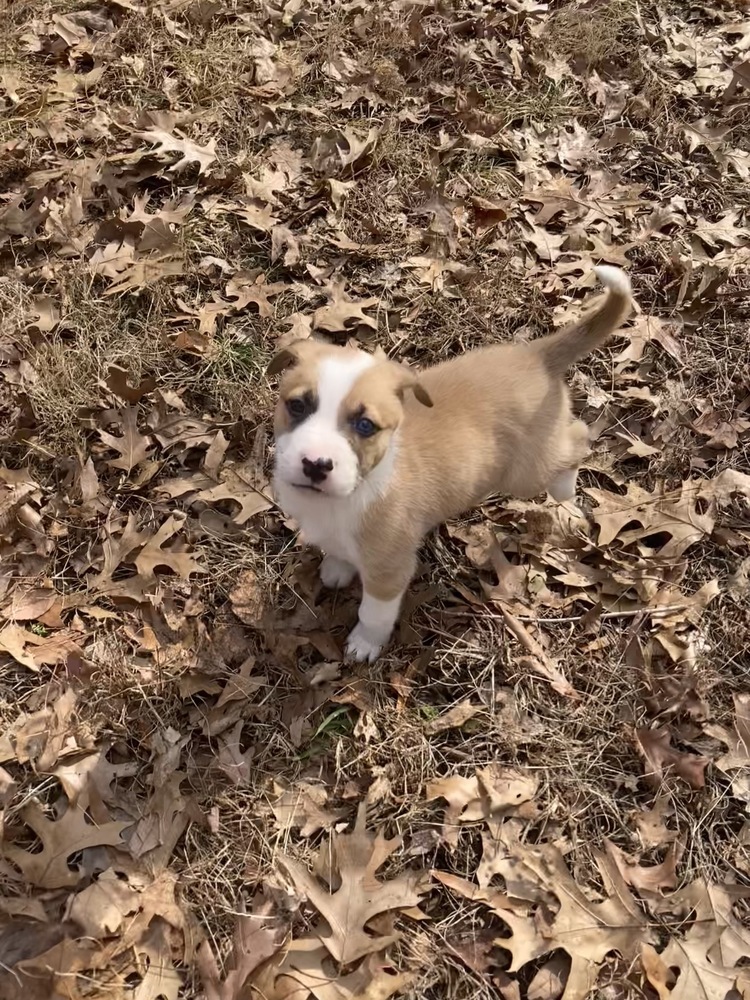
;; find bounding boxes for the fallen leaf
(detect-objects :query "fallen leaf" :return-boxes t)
[2,586,57,622]
[271,780,343,837]
[197,896,285,1000]
[134,125,217,174]
[280,802,428,963]
[613,315,683,365]
[604,838,683,894]
[635,727,709,789]
[3,798,129,888]
[425,700,482,734]
[704,693,750,806]
[97,406,153,473]
[312,278,378,334]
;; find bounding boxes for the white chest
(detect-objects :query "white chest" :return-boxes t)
[274,479,365,568]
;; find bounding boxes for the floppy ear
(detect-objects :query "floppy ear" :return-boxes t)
[267,347,297,376]
[267,339,314,377]
[411,382,434,407]
[391,362,433,408]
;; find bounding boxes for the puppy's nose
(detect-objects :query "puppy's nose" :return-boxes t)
[301,456,333,484]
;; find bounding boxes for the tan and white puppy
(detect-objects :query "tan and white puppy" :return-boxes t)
[271,266,632,662]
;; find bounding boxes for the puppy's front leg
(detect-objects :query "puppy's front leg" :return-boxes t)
[320,554,357,589]
[345,553,415,663]
[346,590,404,663]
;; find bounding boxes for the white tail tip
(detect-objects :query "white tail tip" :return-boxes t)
[593,265,631,296]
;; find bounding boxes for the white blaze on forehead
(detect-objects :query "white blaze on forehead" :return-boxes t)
[273,349,376,499]
[315,352,376,422]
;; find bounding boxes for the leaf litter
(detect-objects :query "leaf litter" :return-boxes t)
[1,0,750,998]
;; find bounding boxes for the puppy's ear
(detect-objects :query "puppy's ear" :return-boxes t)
[391,362,434,408]
[267,348,297,376]
[267,340,313,376]
[411,382,434,407]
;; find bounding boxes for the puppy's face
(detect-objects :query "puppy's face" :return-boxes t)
[271,342,432,498]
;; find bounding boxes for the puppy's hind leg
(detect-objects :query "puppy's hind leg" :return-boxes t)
[548,419,589,501]
[548,467,579,502]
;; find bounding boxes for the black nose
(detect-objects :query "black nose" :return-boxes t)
[302,457,333,484]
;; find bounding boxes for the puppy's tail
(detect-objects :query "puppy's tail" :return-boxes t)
[538,266,633,375]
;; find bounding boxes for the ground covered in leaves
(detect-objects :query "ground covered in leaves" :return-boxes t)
[1,0,750,998]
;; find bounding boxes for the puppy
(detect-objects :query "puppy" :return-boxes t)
[270,266,632,662]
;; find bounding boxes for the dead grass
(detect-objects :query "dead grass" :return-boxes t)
[544,0,644,77]
[1,0,749,997]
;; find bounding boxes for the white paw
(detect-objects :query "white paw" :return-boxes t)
[548,468,578,502]
[345,622,386,663]
[319,555,357,589]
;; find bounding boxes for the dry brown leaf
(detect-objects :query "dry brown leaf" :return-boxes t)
[692,210,750,249]
[424,700,482,734]
[105,365,157,403]
[197,896,285,1000]
[704,693,750,806]
[3,798,129,888]
[405,255,476,292]
[585,480,715,559]
[631,796,677,850]
[253,937,413,1000]
[635,727,709,789]
[693,407,750,450]
[603,838,683,895]
[281,802,428,963]
[426,766,538,849]
[641,878,750,999]
[309,126,379,177]
[229,566,267,628]
[425,774,483,848]
[500,609,579,699]
[613,314,683,365]
[277,311,314,348]
[68,866,141,937]
[97,406,153,473]
[312,278,378,334]
[225,272,287,318]
[500,837,653,981]
[134,125,217,174]
[134,513,205,580]
[0,625,83,673]
[2,586,57,622]
[271,780,343,837]
[193,467,272,524]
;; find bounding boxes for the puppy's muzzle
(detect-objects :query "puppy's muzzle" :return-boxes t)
[301,456,333,485]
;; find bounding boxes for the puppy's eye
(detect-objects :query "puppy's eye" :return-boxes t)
[352,416,378,437]
[286,397,308,419]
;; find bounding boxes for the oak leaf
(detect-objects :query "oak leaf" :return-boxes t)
[613,314,683,365]
[642,878,750,1000]
[197,897,285,1000]
[97,405,153,473]
[271,780,344,837]
[635,727,709,789]
[134,125,217,174]
[280,802,428,964]
[3,799,129,888]
[134,513,205,580]
[704,693,750,806]
[312,278,377,334]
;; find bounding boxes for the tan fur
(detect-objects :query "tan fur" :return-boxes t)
[275,348,432,477]
[271,268,633,656]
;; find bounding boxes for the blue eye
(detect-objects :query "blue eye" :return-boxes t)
[353,416,378,437]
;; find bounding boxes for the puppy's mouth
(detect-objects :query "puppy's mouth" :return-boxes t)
[292,482,324,493]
